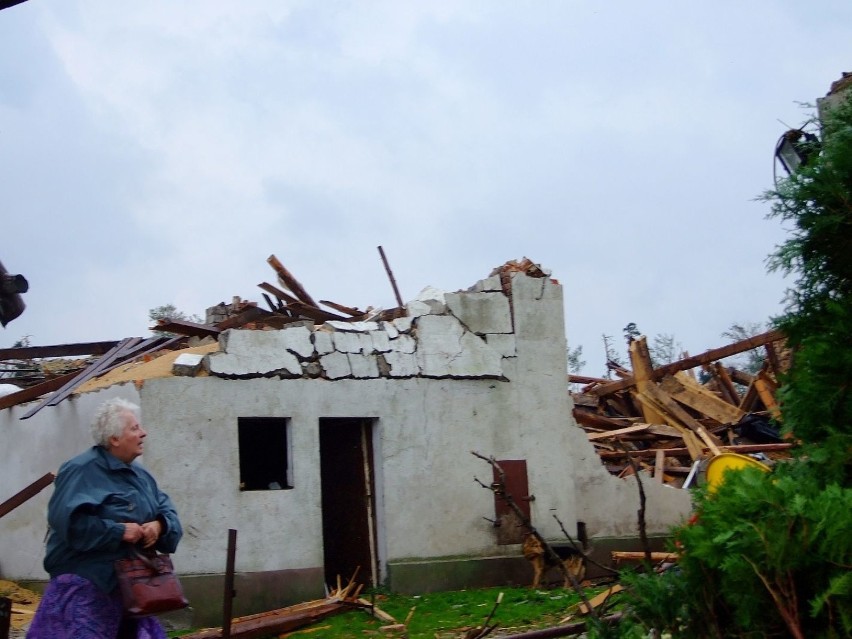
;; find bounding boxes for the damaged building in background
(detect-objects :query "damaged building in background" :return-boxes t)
[0,257,694,625]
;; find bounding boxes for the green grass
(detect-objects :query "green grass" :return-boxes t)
[169,584,614,639]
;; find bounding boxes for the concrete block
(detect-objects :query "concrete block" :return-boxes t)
[324,320,380,332]
[392,316,414,333]
[278,325,315,358]
[320,351,351,379]
[369,330,391,353]
[348,353,380,378]
[445,292,512,335]
[333,331,364,354]
[384,351,419,377]
[405,300,433,318]
[469,275,502,292]
[485,333,516,358]
[415,315,502,378]
[208,330,302,377]
[313,330,334,355]
[391,334,417,354]
[406,286,447,316]
[172,353,205,377]
[382,321,399,339]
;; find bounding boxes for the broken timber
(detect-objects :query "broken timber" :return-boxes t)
[573,330,791,486]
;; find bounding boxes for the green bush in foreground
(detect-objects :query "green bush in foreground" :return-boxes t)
[603,92,852,639]
[614,465,852,638]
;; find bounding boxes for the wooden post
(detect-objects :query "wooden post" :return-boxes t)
[654,449,665,483]
[377,246,405,309]
[628,337,666,425]
[222,529,237,639]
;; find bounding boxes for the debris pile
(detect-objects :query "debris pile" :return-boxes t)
[570,331,793,487]
[1,254,552,413]
[0,579,40,633]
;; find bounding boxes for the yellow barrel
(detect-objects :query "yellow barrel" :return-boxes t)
[705,452,770,491]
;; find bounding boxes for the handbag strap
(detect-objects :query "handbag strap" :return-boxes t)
[128,547,164,573]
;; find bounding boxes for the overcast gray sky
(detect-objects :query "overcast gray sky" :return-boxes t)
[1,1,849,375]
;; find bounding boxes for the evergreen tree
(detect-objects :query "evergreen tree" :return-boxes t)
[601,92,852,638]
[763,94,852,474]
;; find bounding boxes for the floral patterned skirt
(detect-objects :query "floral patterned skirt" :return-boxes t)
[26,573,166,639]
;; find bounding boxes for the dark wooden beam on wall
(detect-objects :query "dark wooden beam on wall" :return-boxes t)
[0,341,120,361]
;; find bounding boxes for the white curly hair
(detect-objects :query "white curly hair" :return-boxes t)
[91,398,140,448]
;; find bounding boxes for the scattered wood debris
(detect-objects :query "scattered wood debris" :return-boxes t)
[180,576,368,639]
[0,579,40,632]
[570,331,793,486]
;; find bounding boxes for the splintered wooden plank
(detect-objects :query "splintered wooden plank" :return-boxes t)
[646,424,684,438]
[641,384,723,456]
[710,362,741,405]
[727,367,756,386]
[267,255,318,307]
[319,300,365,317]
[764,342,782,376]
[586,423,651,441]
[573,409,635,430]
[738,378,763,413]
[632,391,704,460]
[577,584,625,615]
[180,599,350,639]
[661,373,745,425]
[258,281,299,305]
[755,370,782,421]
[629,337,667,425]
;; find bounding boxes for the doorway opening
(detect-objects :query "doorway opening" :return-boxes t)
[319,418,378,590]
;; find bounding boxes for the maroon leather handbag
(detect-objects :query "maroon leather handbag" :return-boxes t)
[114,549,189,617]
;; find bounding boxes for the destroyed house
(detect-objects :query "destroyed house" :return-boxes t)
[0,258,691,625]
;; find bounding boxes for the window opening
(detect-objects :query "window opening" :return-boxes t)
[238,417,292,490]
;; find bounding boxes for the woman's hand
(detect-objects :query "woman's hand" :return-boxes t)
[140,519,163,548]
[122,522,144,543]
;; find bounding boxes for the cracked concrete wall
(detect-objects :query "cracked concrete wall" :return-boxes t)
[0,266,691,595]
[206,288,510,382]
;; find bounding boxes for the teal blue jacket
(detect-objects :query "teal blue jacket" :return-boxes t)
[44,446,182,593]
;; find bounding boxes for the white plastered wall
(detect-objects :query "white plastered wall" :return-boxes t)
[0,268,692,585]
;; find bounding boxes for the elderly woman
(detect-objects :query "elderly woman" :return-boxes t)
[27,398,183,639]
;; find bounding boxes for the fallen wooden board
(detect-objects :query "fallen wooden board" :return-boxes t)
[586,423,651,441]
[180,598,353,639]
[577,584,625,615]
[662,372,745,425]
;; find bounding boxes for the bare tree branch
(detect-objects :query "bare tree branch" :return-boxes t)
[471,451,598,621]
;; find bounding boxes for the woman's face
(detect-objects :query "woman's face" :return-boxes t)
[109,410,147,463]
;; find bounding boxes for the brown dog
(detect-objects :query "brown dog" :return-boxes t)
[522,533,585,589]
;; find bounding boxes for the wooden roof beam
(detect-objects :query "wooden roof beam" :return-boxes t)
[591,329,785,397]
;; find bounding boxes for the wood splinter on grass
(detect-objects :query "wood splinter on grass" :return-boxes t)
[464,591,504,639]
